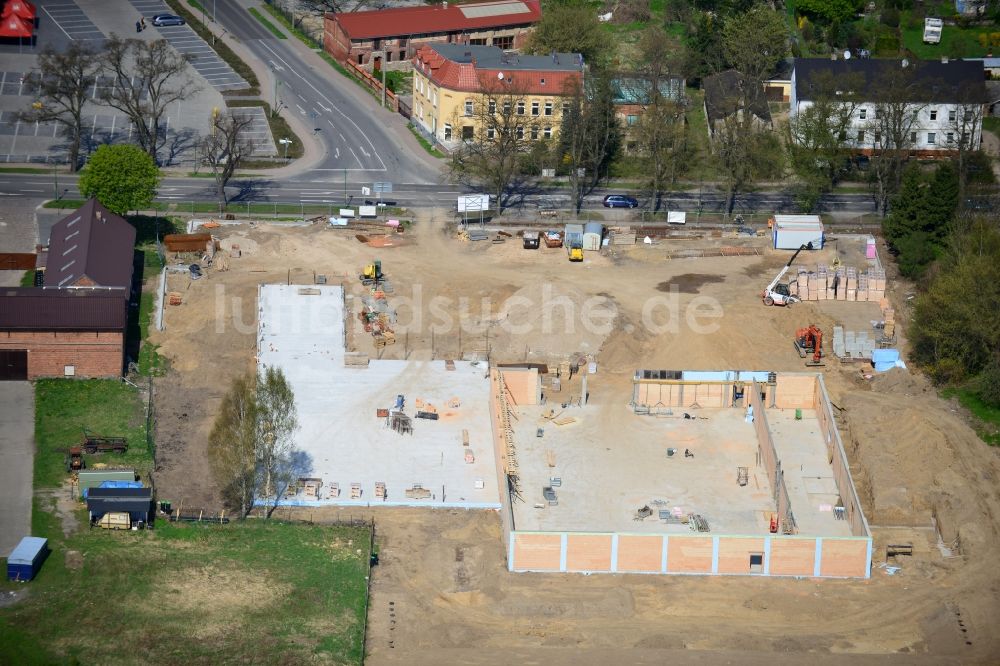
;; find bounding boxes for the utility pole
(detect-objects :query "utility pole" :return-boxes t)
[382,66,387,109]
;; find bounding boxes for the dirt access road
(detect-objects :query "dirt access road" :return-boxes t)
[150,213,1000,663]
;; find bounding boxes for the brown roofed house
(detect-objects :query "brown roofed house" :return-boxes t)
[44,198,137,291]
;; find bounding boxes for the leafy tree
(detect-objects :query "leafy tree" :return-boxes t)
[255,366,300,519]
[296,0,372,14]
[525,3,610,65]
[78,144,160,215]
[209,373,259,518]
[17,43,102,172]
[199,110,257,210]
[683,12,726,82]
[721,4,789,119]
[208,367,301,519]
[795,0,864,24]
[635,100,691,211]
[883,163,959,277]
[714,115,783,215]
[911,218,1000,389]
[100,36,198,164]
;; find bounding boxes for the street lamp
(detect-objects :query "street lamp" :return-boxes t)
[278,138,292,161]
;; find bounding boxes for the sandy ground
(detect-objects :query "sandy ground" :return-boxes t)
[148,213,1000,663]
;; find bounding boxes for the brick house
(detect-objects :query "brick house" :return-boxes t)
[0,289,128,379]
[0,199,135,380]
[324,0,541,72]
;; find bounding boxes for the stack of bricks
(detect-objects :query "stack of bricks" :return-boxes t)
[883,307,895,339]
[788,265,887,302]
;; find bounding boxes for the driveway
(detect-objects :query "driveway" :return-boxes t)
[0,382,34,557]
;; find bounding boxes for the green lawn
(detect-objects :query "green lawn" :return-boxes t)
[33,379,152,491]
[944,388,1000,446]
[1,371,370,665]
[0,520,370,664]
[983,116,1000,136]
[408,123,446,158]
[901,18,996,58]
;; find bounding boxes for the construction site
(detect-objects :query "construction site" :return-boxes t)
[148,212,1000,663]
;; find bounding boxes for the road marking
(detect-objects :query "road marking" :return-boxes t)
[318,103,332,113]
[348,147,362,168]
[41,7,76,38]
[19,189,43,192]
[296,104,306,115]
[334,148,339,159]
[259,42,387,171]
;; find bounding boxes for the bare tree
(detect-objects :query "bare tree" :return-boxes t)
[209,374,259,518]
[296,0,372,15]
[100,35,197,164]
[722,5,788,132]
[865,67,927,217]
[948,84,986,203]
[787,70,862,211]
[255,366,299,519]
[198,110,257,210]
[634,99,690,212]
[560,73,621,213]
[17,43,102,172]
[448,75,540,209]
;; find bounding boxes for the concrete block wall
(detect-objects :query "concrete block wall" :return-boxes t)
[634,381,736,409]
[0,330,124,378]
[510,531,871,578]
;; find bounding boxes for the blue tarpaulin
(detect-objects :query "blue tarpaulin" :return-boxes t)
[872,349,901,373]
[82,480,143,498]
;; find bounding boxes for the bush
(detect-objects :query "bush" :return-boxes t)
[977,359,1000,407]
[880,7,900,27]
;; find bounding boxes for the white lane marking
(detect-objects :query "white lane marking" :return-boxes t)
[259,42,387,170]
[296,104,306,115]
[42,7,75,39]
[348,146,362,168]
[19,189,43,192]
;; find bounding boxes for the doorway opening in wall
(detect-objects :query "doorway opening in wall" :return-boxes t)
[749,553,763,573]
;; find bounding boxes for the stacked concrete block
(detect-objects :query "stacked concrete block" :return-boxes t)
[791,265,888,303]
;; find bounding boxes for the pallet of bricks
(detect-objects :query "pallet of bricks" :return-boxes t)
[789,265,886,302]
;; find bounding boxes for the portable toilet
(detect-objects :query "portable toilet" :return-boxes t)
[582,223,605,251]
[564,223,584,247]
[7,536,48,582]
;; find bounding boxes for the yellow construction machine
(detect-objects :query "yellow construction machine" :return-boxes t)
[567,242,584,262]
[360,259,384,286]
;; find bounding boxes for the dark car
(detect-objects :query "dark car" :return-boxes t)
[151,14,185,27]
[603,194,638,208]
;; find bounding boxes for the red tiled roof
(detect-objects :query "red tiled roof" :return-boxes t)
[329,0,541,40]
[414,45,581,95]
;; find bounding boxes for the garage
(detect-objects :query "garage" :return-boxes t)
[0,350,27,380]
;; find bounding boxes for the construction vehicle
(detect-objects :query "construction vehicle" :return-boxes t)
[568,242,584,262]
[794,325,825,366]
[762,242,812,306]
[359,260,384,287]
[65,447,85,472]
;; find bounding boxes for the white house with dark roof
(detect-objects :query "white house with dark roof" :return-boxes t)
[790,57,987,154]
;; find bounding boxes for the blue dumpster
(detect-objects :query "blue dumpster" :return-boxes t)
[7,536,48,582]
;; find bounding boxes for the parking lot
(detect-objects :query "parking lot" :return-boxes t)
[40,0,105,42]
[231,106,277,156]
[128,0,249,91]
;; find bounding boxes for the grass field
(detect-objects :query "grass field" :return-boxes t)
[0,521,370,665]
[249,7,287,39]
[1,375,370,665]
[901,17,995,58]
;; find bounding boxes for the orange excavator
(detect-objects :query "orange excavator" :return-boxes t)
[794,325,825,367]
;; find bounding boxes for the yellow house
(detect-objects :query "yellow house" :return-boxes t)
[411,44,584,149]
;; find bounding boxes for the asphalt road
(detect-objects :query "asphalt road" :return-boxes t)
[0,383,34,558]
[0,171,880,215]
[213,0,431,182]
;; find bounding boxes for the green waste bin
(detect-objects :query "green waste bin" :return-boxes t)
[795,408,802,420]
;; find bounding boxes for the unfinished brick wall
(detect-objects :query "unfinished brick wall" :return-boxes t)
[774,374,816,408]
[565,534,612,572]
[633,381,735,409]
[509,531,870,577]
[0,330,124,378]
[499,367,540,406]
[489,371,515,557]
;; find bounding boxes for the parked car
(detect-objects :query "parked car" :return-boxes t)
[151,14,185,26]
[603,194,638,208]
